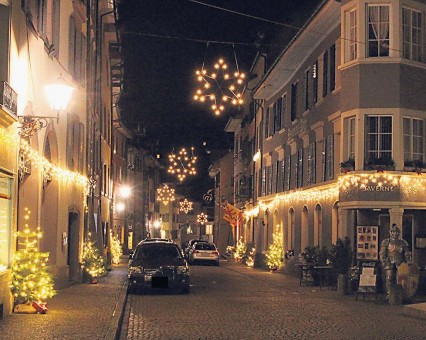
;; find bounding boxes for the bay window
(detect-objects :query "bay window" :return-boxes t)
[404,117,424,162]
[403,7,422,62]
[365,115,392,161]
[367,5,390,57]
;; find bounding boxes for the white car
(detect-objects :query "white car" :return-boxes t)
[188,242,220,266]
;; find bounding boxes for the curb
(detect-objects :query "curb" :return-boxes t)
[402,304,426,320]
[105,266,129,340]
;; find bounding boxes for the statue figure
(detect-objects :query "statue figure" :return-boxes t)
[379,224,411,297]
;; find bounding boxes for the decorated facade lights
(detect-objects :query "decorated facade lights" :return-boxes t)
[193,58,245,116]
[179,198,193,214]
[168,147,197,182]
[197,212,208,225]
[157,184,176,205]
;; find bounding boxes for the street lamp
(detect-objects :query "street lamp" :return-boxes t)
[17,77,74,137]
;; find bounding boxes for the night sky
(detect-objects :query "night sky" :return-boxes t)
[117,0,323,199]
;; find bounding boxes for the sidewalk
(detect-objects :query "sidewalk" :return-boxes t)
[0,260,128,340]
[224,260,426,320]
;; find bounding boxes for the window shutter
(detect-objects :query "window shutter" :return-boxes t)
[297,149,303,188]
[52,0,61,58]
[66,113,74,169]
[78,122,85,173]
[69,16,76,76]
[321,139,326,182]
[285,156,291,191]
[308,142,316,185]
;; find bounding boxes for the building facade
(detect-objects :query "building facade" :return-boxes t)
[236,0,426,271]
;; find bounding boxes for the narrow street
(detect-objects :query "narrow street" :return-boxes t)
[120,261,426,339]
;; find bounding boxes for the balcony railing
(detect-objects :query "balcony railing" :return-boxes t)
[0,81,18,116]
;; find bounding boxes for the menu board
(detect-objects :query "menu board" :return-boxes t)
[356,226,379,260]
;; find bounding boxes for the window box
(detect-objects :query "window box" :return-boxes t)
[404,160,426,174]
[364,157,395,171]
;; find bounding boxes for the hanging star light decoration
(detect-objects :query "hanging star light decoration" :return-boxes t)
[179,199,193,214]
[197,212,208,225]
[168,147,197,182]
[157,184,176,205]
[193,58,245,116]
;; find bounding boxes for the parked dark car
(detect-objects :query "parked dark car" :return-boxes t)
[127,241,190,294]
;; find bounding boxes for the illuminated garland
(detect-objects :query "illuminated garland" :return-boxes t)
[179,198,193,214]
[245,172,426,218]
[0,127,89,194]
[157,184,176,205]
[168,147,197,182]
[193,58,245,115]
[197,212,208,225]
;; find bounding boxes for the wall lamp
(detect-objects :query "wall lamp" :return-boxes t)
[18,78,73,137]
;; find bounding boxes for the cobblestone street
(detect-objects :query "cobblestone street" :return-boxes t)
[120,261,426,339]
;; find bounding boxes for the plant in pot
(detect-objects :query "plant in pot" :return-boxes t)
[329,237,353,295]
[404,159,426,174]
[340,158,355,173]
[364,157,395,172]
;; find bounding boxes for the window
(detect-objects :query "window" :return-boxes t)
[367,5,390,57]
[323,50,328,97]
[275,160,280,193]
[280,94,287,129]
[69,15,86,83]
[365,116,392,160]
[274,98,282,133]
[404,117,424,161]
[403,7,422,62]
[349,117,356,160]
[51,0,60,58]
[330,44,336,92]
[285,155,291,191]
[305,69,310,111]
[264,107,270,138]
[307,142,316,185]
[322,136,334,181]
[312,61,318,104]
[345,9,357,62]
[267,165,272,195]
[291,82,298,121]
[296,149,303,188]
[38,0,47,37]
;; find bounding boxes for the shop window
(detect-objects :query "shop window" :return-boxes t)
[402,7,422,62]
[367,5,390,57]
[365,115,392,161]
[404,117,424,162]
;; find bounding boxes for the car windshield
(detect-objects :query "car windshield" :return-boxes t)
[195,243,216,251]
[134,244,181,260]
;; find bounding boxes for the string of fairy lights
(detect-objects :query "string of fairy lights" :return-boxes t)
[244,171,426,219]
[0,127,89,195]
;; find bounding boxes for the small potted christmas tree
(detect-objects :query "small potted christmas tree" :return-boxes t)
[11,208,56,314]
[82,233,105,284]
[266,227,284,271]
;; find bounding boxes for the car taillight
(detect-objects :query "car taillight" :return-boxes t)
[212,251,218,255]
[194,250,200,253]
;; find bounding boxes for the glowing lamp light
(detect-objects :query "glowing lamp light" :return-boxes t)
[119,185,131,198]
[45,83,74,111]
[116,202,125,212]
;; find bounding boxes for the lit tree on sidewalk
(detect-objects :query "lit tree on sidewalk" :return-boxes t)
[11,208,55,312]
[82,233,105,283]
[266,227,284,271]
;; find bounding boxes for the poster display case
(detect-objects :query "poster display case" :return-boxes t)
[356,226,379,260]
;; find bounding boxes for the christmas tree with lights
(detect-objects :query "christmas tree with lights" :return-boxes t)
[82,233,105,283]
[11,208,55,313]
[110,231,122,265]
[266,227,284,270]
